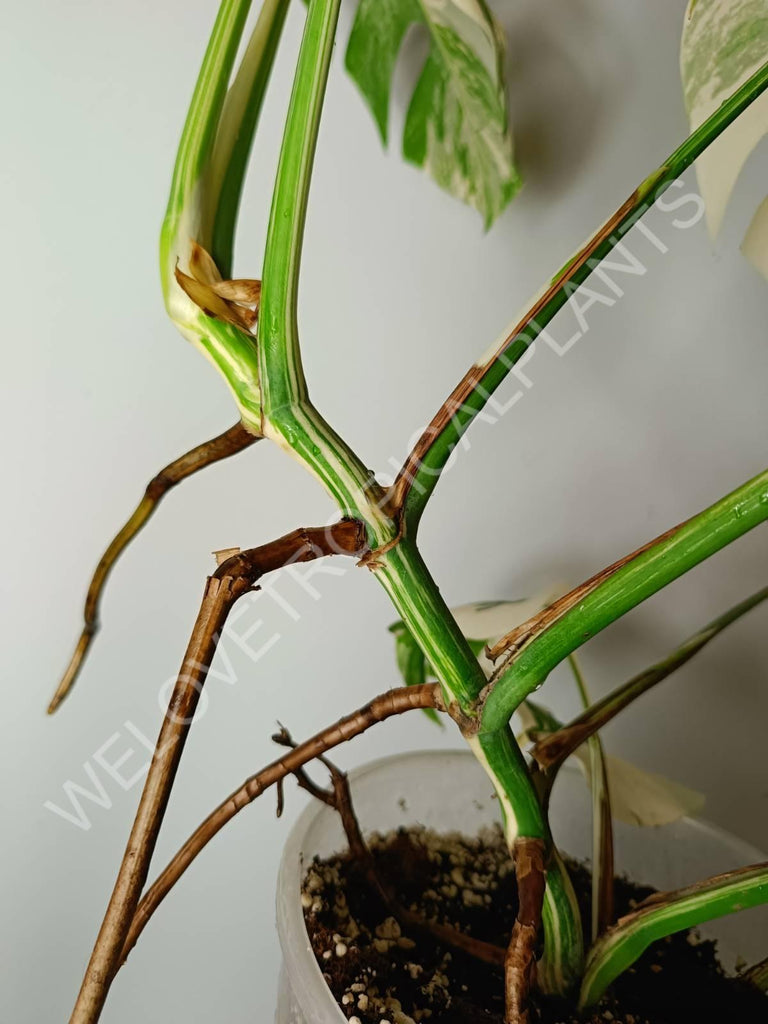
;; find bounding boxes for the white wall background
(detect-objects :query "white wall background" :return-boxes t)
[3,1,767,1021]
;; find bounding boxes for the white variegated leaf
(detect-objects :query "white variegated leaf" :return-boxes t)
[452,589,561,675]
[390,589,559,696]
[517,701,705,828]
[346,0,520,226]
[681,0,768,277]
[742,194,768,274]
[577,749,705,828]
[451,591,559,643]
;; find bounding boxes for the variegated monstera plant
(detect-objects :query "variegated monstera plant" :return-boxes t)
[57,1,768,1022]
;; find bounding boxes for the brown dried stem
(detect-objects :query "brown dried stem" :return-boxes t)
[505,838,547,1024]
[299,741,508,970]
[70,520,366,1024]
[49,421,259,713]
[120,683,441,965]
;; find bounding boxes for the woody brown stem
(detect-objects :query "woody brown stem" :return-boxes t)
[120,683,441,965]
[49,421,259,713]
[70,520,366,1024]
[312,746,508,970]
[70,574,246,1024]
[505,838,546,1024]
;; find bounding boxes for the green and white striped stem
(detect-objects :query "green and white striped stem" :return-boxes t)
[207,0,290,276]
[253,18,577,972]
[160,0,288,432]
[481,469,768,733]
[372,537,585,991]
[258,0,394,544]
[568,655,614,942]
[393,59,768,530]
[256,6,564,930]
[253,19,572,970]
[579,861,768,1006]
[533,584,768,770]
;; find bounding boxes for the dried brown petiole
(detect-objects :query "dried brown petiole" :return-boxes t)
[49,420,259,713]
[505,838,547,1024]
[297,743,509,971]
[120,683,442,965]
[70,521,367,1024]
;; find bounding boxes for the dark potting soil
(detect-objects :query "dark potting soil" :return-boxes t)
[301,824,766,1024]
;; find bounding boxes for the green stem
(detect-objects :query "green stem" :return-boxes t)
[253,6,566,948]
[568,655,614,942]
[208,0,291,276]
[376,541,487,708]
[160,0,288,433]
[375,539,584,991]
[396,59,768,530]
[257,0,393,545]
[160,0,253,295]
[579,861,768,1006]
[534,584,768,769]
[481,468,768,733]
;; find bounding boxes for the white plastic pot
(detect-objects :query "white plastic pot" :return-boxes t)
[275,749,767,1024]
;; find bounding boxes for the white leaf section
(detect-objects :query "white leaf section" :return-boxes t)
[576,749,705,828]
[742,194,768,275]
[681,0,768,276]
[451,591,559,641]
[420,0,502,82]
[517,703,705,828]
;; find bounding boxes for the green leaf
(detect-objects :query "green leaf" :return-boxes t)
[681,0,768,278]
[391,624,442,724]
[345,0,521,226]
[344,0,420,143]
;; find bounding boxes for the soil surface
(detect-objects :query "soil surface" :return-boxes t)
[301,824,766,1024]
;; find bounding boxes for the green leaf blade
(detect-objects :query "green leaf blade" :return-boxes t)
[345,0,421,144]
[390,623,442,724]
